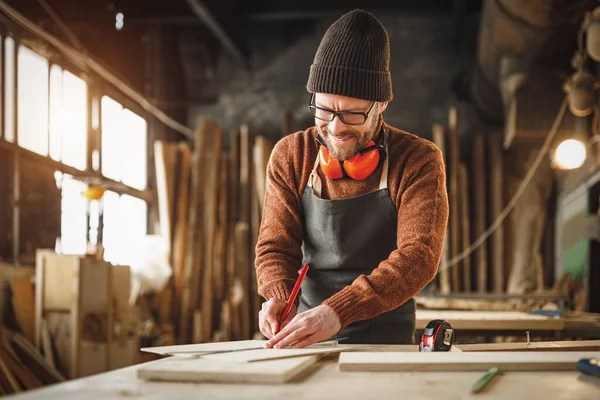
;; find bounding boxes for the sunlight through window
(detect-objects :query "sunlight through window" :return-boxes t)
[102,191,147,265]
[4,37,15,143]
[60,178,88,255]
[101,96,147,189]
[18,45,49,155]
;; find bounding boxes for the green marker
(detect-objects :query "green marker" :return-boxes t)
[471,367,499,393]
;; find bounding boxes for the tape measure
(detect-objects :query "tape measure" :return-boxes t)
[419,319,455,352]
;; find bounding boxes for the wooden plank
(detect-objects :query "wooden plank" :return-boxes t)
[201,122,222,342]
[180,122,208,344]
[137,354,318,384]
[415,296,550,311]
[213,152,229,326]
[416,310,564,330]
[458,163,471,293]
[141,340,267,355]
[11,277,35,344]
[234,223,251,339]
[201,346,353,363]
[153,141,173,254]
[41,253,77,311]
[8,330,65,384]
[338,351,600,372]
[448,107,460,292]
[456,340,600,352]
[171,142,191,330]
[471,133,488,293]
[431,124,450,294]
[488,131,504,293]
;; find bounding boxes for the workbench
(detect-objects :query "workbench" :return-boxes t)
[6,345,600,400]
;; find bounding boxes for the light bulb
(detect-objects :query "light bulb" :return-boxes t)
[554,139,587,169]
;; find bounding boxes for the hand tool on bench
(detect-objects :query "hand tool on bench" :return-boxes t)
[419,319,454,352]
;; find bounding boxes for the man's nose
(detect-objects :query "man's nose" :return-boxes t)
[328,115,347,135]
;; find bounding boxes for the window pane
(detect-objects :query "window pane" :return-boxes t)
[61,71,87,170]
[121,109,147,190]
[102,191,147,265]
[4,37,15,143]
[101,96,122,181]
[60,178,87,255]
[49,65,63,161]
[18,45,49,155]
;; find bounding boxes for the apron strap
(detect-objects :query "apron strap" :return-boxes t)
[308,133,389,197]
[307,154,322,197]
[378,141,389,190]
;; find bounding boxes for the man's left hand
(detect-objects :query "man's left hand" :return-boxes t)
[264,304,341,349]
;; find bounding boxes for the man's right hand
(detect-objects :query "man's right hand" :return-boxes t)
[258,298,297,339]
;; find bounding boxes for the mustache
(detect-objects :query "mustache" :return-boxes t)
[319,127,358,139]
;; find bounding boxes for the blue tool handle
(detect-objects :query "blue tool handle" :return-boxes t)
[577,358,600,378]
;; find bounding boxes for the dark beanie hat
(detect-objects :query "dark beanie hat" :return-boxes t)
[306,9,392,102]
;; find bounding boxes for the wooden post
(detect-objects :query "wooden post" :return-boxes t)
[448,107,461,292]
[472,134,488,293]
[488,131,504,293]
[458,163,471,293]
[432,124,451,294]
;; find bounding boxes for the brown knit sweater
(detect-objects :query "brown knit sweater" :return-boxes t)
[254,121,449,330]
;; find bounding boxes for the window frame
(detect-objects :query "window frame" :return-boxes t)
[0,22,154,263]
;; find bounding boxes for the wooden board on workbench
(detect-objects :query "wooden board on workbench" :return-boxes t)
[201,346,354,363]
[455,340,600,352]
[338,351,600,372]
[137,354,318,384]
[141,340,266,355]
[416,310,564,330]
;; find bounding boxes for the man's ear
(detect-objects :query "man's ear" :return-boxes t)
[378,101,389,113]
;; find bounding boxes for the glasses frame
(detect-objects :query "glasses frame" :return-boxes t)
[308,93,376,126]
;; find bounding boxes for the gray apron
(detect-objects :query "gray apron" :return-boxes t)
[298,131,416,344]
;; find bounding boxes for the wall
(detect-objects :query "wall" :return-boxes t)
[187,12,474,142]
[0,148,60,265]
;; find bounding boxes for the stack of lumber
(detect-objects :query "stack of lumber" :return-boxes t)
[0,326,65,395]
[153,117,275,345]
[432,107,499,295]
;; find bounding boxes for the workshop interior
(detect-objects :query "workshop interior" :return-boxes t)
[0,0,600,398]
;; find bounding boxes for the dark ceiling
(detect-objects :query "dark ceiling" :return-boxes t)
[2,0,483,117]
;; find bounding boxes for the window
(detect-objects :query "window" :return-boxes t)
[102,191,147,265]
[4,37,15,143]
[59,177,88,255]
[101,96,147,190]
[49,67,87,170]
[17,45,49,155]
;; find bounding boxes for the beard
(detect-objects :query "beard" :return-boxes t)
[318,112,380,161]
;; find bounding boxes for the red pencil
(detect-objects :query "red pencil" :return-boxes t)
[275,263,309,334]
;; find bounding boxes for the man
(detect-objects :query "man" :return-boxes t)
[255,9,449,348]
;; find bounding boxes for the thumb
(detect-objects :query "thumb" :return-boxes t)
[265,306,282,334]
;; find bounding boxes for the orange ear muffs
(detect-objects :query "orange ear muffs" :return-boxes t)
[316,135,386,181]
[343,140,380,180]
[318,145,344,179]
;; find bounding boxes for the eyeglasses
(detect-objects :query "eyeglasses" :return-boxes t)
[308,94,376,125]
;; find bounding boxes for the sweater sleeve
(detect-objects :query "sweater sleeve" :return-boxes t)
[254,137,305,304]
[322,146,449,329]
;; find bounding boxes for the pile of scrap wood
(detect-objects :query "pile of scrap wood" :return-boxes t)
[0,325,65,394]
[153,117,275,345]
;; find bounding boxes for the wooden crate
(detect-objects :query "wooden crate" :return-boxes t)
[34,250,138,379]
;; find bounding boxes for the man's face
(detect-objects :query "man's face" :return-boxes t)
[314,93,387,161]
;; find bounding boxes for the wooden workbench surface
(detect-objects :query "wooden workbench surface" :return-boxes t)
[6,345,600,400]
